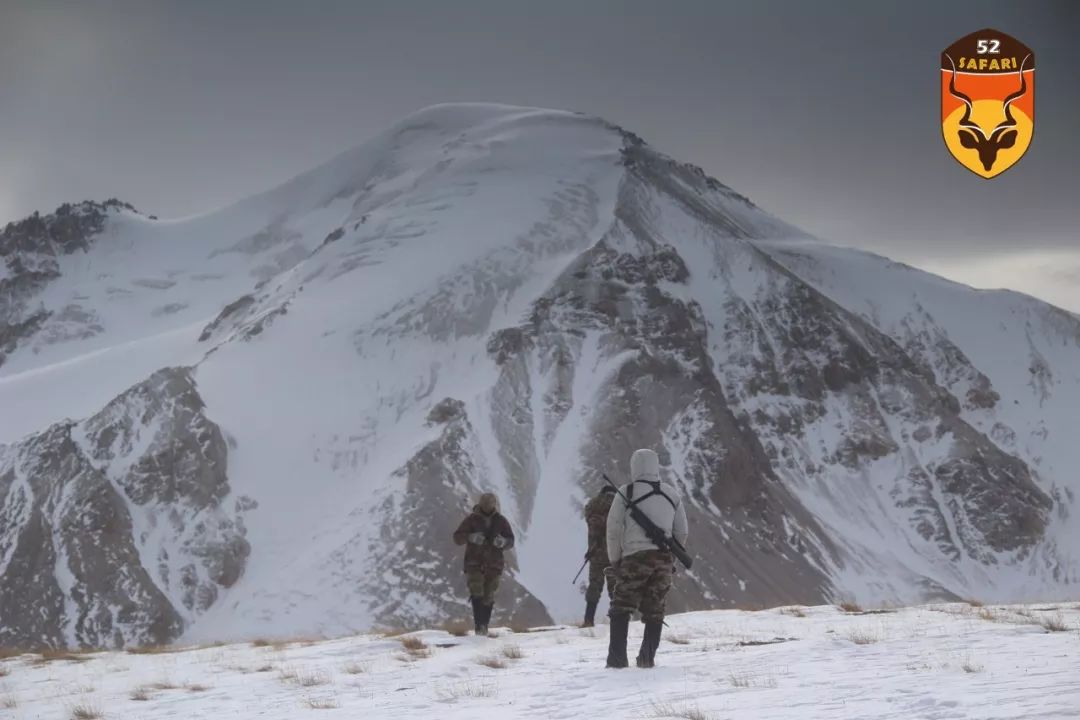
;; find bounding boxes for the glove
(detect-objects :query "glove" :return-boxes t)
[493,536,508,549]
[468,532,486,545]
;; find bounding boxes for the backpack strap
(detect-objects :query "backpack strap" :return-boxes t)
[627,480,677,512]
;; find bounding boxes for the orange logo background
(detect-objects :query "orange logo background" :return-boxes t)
[941,29,1034,178]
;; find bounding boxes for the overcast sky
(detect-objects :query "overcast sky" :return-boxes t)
[1,1,1077,307]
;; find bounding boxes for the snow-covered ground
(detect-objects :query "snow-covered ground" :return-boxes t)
[3,603,1078,719]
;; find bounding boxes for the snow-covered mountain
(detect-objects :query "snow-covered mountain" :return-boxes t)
[1,103,1077,648]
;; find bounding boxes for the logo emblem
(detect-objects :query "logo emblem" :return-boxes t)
[941,29,1034,178]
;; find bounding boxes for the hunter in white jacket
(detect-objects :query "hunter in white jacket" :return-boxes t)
[606,449,689,565]
[604,448,689,670]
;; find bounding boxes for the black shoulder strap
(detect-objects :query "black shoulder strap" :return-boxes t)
[627,480,677,511]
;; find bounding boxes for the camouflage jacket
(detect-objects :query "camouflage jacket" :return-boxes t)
[584,489,615,560]
[453,507,515,573]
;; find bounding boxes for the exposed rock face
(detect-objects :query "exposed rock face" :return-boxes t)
[0,105,1075,644]
[0,368,249,649]
[478,141,1052,609]
[364,398,551,629]
[0,201,132,367]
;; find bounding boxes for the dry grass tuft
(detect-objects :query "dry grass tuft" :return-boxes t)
[845,629,881,645]
[1039,613,1069,632]
[250,639,272,647]
[501,644,525,660]
[509,622,533,634]
[0,648,25,660]
[475,655,508,669]
[728,671,778,689]
[838,601,863,613]
[780,606,807,618]
[399,636,432,659]
[649,701,716,719]
[2,695,18,709]
[0,665,9,678]
[255,664,275,673]
[305,697,339,709]
[975,606,1068,631]
[965,598,984,608]
[295,670,332,688]
[666,634,691,645]
[145,680,178,691]
[126,644,177,655]
[185,682,210,693]
[400,636,428,651]
[69,704,103,719]
[34,649,89,666]
[279,665,333,685]
[435,680,498,701]
[342,661,369,675]
[130,686,153,701]
[961,659,984,673]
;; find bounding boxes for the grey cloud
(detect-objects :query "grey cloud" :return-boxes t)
[0,0,1076,263]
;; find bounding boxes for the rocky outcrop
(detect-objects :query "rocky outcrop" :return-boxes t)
[365,397,552,629]
[0,367,249,649]
[0,201,131,367]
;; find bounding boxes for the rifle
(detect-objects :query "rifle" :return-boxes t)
[603,473,693,570]
[571,556,589,584]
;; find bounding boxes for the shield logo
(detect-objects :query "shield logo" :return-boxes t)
[941,29,1034,178]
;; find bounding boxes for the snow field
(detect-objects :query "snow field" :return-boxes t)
[2,603,1078,719]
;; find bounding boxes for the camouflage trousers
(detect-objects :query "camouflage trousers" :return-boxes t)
[609,549,673,623]
[585,556,614,604]
[466,568,501,605]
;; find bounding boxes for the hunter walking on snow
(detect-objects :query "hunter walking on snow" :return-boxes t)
[605,449,689,669]
[453,492,515,636]
[582,484,617,627]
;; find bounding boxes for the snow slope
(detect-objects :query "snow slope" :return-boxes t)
[758,240,1080,599]
[2,103,1079,648]
[2,604,1078,719]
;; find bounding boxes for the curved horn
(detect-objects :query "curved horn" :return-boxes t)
[998,53,1031,129]
[945,53,981,136]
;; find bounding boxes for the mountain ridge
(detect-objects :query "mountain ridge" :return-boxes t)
[1,103,1076,648]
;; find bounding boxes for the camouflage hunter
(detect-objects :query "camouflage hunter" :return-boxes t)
[582,486,616,626]
[452,492,514,636]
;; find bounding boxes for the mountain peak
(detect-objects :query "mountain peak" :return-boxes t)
[1,106,1078,648]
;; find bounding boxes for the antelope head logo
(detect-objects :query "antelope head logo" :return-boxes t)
[945,53,1030,172]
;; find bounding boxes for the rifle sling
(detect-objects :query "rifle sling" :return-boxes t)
[625,481,675,554]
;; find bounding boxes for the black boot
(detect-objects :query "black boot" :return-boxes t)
[606,612,630,668]
[583,599,598,628]
[470,596,484,635]
[479,603,493,635]
[636,619,663,668]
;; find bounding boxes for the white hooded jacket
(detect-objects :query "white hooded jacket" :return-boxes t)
[606,449,689,564]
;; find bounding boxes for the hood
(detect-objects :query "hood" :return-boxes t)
[630,448,661,482]
[476,492,499,514]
